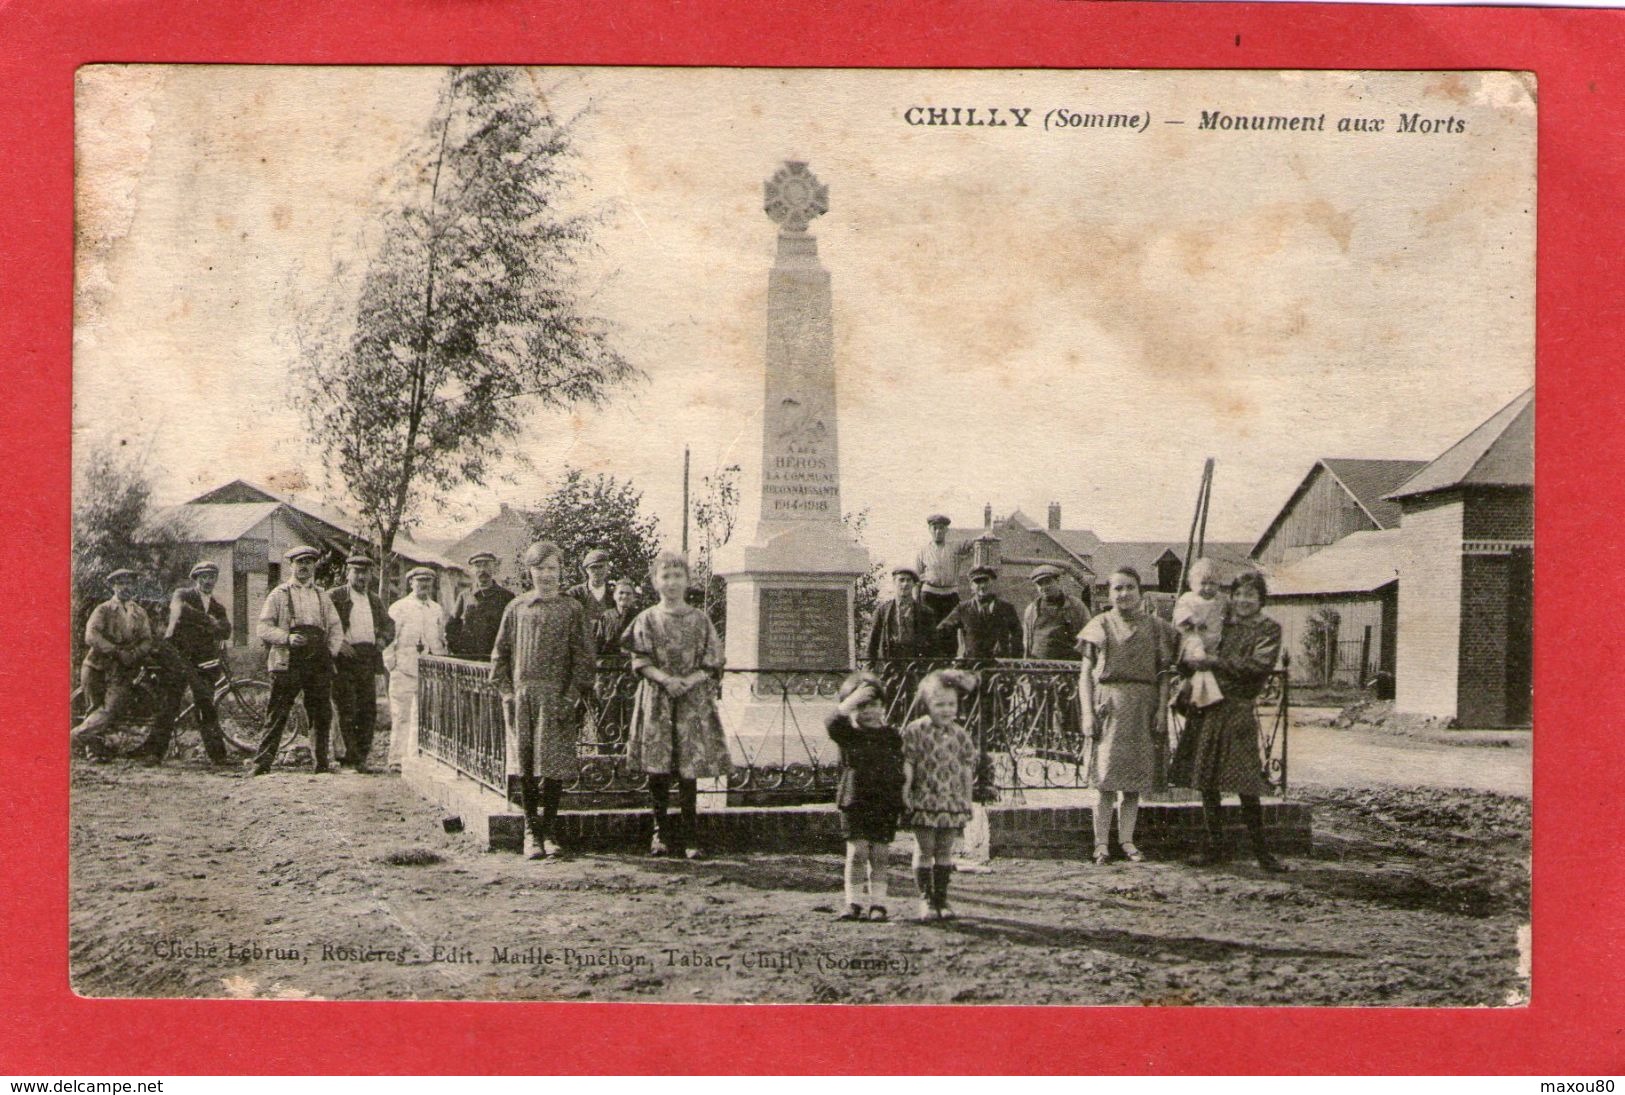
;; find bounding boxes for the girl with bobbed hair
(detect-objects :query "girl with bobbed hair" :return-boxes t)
[1169,569,1287,871]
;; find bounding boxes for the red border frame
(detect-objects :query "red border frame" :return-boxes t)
[3,0,1622,1075]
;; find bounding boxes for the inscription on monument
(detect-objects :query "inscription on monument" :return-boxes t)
[758,587,848,669]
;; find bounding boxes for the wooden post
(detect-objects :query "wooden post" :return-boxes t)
[682,446,690,555]
[1360,624,1373,685]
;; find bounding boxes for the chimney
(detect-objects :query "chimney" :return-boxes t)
[499,502,510,515]
[1048,502,1062,530]
[983,503,993,528]
[972,532,1003,572]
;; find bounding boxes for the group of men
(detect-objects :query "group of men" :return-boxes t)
[71,541,647,775]
[865,513,1094,665]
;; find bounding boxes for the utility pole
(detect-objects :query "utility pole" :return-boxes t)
[681,446,690,555]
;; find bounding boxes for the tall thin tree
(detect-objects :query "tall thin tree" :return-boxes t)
[295,67,637,584]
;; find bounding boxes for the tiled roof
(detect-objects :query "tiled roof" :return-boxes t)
[184,479,459,568]
[1388,388,1534,501]
[145,502,280,543]
[1320,459,1431,530]
[1266,529,1402,597]
[1087,541,1254,584]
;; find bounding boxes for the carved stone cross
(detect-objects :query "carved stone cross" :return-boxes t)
[763,161,828,234]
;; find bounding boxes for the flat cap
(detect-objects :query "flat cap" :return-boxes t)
[1030,564,1064,583]
[465,550,498,565]
[189,561,219,577]
[344,554,374,568]
[107,568,140,583]
[890,564,921,579]
[404,566,437,582]
[968,565,998,581]
[926,513,951,526]
[284,545,320,563]
[582,548,612,567]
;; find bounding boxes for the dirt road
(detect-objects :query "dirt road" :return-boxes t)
[70,756,1529,1006]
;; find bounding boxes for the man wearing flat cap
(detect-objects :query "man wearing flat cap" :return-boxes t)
[914,515,962,657]
[385,565,448,770]
[254,545,345,774]
[1022,565,1091,661]
[936,565,1023,662]
[866,565,933,665]
[72,568,175,762]
[566,547,616,626]
[328,554,395,772]
[446,550,514,661]
[159,560,234,765]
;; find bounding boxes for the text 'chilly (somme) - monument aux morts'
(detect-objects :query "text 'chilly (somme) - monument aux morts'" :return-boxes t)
[715,161,870,764]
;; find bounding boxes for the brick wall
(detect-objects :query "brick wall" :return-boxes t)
[1463,488,1534,541]
[1458,553,1512,726]
[486,801,1314,857]
[1394,494,1464,719]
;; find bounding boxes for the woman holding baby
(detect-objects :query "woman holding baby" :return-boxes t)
[1168,568,1287,872]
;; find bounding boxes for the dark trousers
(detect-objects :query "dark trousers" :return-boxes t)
[331,648,380,767]
[921,590,960,657]
[159,643,227,762]
[255,652,333,770]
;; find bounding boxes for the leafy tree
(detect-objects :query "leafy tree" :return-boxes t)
[293,66,637,586]
[71,440,196,664]
[844,508,885,644]
[690,463,741,633]
[524,468,661,593]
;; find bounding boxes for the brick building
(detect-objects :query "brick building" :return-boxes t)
[933,505,1250,618]
[1388,389,1533,727]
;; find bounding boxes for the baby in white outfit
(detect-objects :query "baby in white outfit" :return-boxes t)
[1173,558,1226,709]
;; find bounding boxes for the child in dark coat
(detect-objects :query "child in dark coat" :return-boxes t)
[826,671,906,922]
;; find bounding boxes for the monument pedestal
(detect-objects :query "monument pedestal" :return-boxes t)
[716,523,868,770]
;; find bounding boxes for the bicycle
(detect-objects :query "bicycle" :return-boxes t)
[69,653,309,762]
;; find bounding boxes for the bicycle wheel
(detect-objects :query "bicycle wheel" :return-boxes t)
[216,679,270,752]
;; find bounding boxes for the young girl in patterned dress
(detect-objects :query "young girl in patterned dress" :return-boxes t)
[625,551,730,859]
[901,669,979,922]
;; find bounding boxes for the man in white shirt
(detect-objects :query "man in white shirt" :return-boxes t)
[386,566,448,770]
[914,514,961,657]
[253,545,344,775]
[328,554,395,773]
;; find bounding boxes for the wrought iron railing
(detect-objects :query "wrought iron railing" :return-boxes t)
[416,655,1290,800]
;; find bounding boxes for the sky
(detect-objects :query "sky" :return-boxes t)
[74,67,1535,570]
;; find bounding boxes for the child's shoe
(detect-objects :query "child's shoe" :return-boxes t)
[867,905,889,922]
[684,846,703,861]
[1092,844,1111,865]
[836,903,864,921]
[1121,842,1144,862]
[915,898,934,922]
[650,834,669,857]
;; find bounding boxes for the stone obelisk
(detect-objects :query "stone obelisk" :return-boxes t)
[715,162,869,764]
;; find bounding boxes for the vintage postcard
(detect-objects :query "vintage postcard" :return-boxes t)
[70,65,1533,1005]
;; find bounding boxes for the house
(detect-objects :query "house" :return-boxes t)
[441,503,535,583]
[1265,529,1401,685]
[934,504,1250,617]
[937,504,1099,616]
[149,479,463,647]
[1388,388,1533,727]
[1251,458,1429,567]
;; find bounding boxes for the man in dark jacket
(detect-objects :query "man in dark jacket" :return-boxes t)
[866,565,934,665]
[446,550,514,660]
[1022,564,1091,661]
[328,554,395,772]
[566,548,616,620]
[160,561,234,764]
[936,566,1023,662]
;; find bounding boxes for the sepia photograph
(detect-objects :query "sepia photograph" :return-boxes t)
[70,65,1534,1006]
